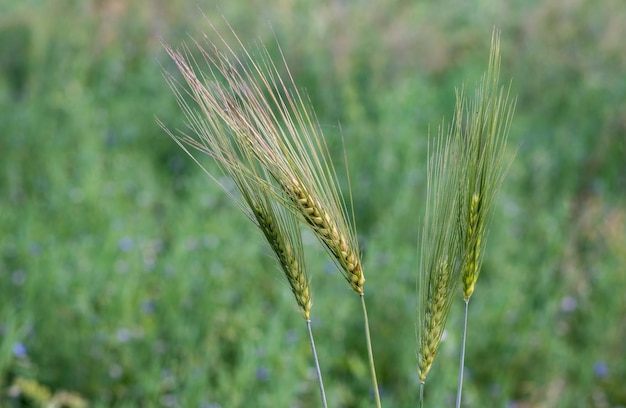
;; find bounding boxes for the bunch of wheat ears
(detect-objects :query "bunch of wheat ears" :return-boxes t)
[161,19,515,407]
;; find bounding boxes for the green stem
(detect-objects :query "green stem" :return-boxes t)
[420,381,424,408]
[455,299,470,408]
[306,319,328,408]
[360,294,381,408]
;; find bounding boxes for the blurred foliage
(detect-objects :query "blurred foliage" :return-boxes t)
[1,0,625,407]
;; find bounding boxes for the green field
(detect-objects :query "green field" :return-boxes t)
[1,1,625,407]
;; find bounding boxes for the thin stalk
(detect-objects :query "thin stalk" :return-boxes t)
[419,382,424,408]
[360,294,381,408]
[306,319,328,408]
[455,299,470,408]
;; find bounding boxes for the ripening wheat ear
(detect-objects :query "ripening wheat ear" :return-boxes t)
[207,25,365,295]
[160,20,379,407]
[159,37,329,406]
[163,23,364,295]
[175,20,379,405]
[160,46,316,320]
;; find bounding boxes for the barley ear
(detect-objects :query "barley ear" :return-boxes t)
[417,120,463,384]
[159,42,312,319]
[455,29,516,408]
[238,40,365,294]
[161,23,369,407]
[160,37,328,408]
[187,26,364,294]
[456,29,516,301]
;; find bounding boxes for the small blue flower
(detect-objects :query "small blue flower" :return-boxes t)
[29,242,42,256]
[12,270,26,286]
[116,328,132,343]
[118,237,134,252]
[141,300,155,314]
[12,342,27,358]
[256,366,270,381]
[285,329,298,345]
[593,361,609,379]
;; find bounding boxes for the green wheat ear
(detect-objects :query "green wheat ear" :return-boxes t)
[416,117,463,385]
[456,30,516,301]
[455,29,516,408]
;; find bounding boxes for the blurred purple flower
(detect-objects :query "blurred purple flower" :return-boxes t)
[12,342,27,358]
[109,364,123,379]
[118,237,134,252]
[12,270,26,286]
[29,242,42,256]
[560,296,577,313]
[285,329,298,345]
[256,366,270,381]
[116,328,132,343]
[594,361,609,379]
[141,300,155,314]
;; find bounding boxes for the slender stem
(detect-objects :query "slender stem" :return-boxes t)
[419,382,424,408]
[306,319,328,408]
[360,294,381,408]
[455,299,470,408]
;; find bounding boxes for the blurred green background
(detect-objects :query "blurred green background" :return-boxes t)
[1,0,625,407]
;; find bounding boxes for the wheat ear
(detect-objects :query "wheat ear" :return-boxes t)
[196,23,364,294]
[160,38,328,406]
[253,198,312,317]
[456,30,516,301]
[417,121,463,390]
[280,178,364,293]
[169,20,377,405]
[162,30,365,294]
[455,30,516,408]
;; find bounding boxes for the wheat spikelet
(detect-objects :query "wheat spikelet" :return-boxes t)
[461,192,482,300]
[418,258,452,382]
[281,178,364,293]
[161,20,378,407]
[252,200,311,319]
